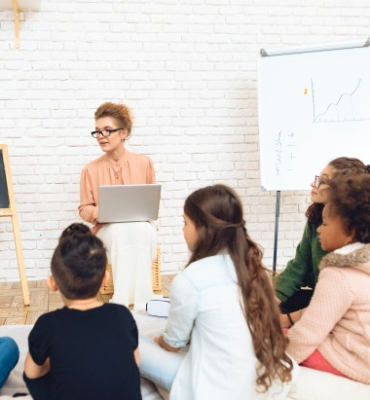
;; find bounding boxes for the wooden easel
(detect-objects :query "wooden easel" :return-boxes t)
[0,144,30,306]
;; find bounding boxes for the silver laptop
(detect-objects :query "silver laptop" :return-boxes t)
[98,184,161,223]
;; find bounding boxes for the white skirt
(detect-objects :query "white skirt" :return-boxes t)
[97,222,157,310]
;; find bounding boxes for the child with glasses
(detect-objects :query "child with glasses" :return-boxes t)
[287,173,370,383]
[79,102,157,310]
[275,157,370,328]
[23,223,142,400]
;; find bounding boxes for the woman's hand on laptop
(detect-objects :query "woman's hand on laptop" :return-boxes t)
[92,222,103,235]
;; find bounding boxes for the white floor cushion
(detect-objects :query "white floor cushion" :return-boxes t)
[1,312,369,400]
[287,366,370,400]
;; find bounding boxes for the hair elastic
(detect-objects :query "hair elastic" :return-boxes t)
[287,313,294,327]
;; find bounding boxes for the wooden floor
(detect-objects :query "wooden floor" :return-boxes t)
[0,275,174,326]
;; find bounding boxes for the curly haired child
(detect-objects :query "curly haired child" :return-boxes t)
[287,173,370,384]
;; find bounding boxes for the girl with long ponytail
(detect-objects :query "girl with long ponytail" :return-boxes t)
[140,184,299,400]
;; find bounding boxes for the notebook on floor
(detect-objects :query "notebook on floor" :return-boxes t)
[98,184,161,223]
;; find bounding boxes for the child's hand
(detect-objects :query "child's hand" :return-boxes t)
[154,335,182,352]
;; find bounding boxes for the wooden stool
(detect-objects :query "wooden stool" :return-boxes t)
[99,248,162,295]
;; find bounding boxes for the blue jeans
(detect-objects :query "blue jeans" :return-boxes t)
[0,337,20,389]
[139,335,185,391]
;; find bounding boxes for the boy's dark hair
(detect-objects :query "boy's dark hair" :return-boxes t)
[328,174,370,243]
[306,157,369,224]
[51,223,107,299]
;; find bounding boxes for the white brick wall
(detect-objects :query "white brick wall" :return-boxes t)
[0,0,369,281]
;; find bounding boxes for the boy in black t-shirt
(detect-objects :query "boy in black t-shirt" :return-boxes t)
[23,223,142,400]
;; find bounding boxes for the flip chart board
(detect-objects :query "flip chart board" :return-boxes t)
[258,39,370,191]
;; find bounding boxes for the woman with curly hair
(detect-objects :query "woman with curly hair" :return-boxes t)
[139,184,299,400]
[287,173,370,383]
[275,157,370,328]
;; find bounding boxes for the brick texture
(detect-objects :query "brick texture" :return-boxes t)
[0,1,368,280]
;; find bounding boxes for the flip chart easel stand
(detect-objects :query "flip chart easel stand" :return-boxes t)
[272,191,280,275]
[0,144,30,306]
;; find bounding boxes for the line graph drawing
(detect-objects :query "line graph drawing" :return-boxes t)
[311,78,370,123]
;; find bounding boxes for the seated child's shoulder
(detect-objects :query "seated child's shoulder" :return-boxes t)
[104,302,133,318]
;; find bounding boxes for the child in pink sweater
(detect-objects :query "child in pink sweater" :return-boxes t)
[287,171,370,384]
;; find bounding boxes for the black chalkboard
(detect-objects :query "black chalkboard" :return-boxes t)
[0,149,10,208]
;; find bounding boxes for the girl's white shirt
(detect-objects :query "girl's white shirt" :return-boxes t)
[164,253,299,400]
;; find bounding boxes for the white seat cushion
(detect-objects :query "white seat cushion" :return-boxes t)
[286,367,370,400]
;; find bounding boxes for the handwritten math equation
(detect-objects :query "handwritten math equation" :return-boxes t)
[274,130,298,177]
